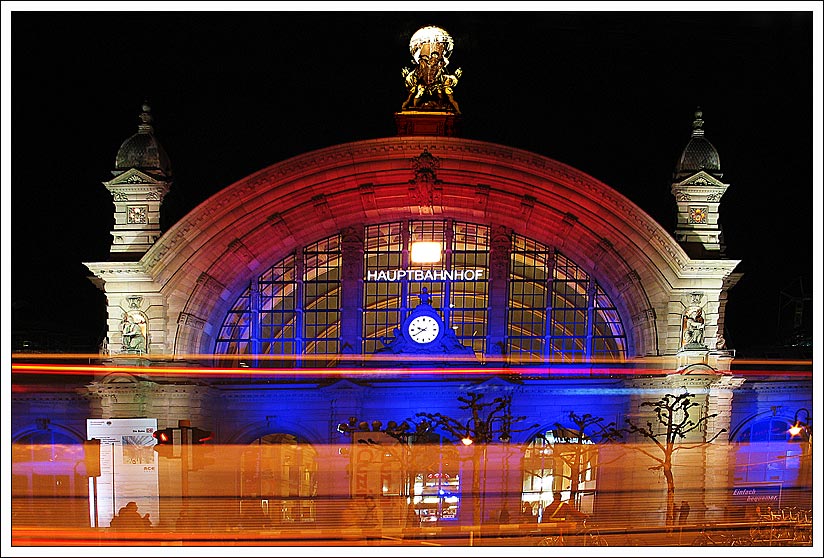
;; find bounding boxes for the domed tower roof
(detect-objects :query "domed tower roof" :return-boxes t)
[113,102,172,178]
[674,108,721,180]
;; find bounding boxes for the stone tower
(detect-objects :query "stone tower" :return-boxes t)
[85,103,173,357]
[670,108,729,259]
[104,102,172,260]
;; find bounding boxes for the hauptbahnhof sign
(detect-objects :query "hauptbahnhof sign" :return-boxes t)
[366,269,485,281]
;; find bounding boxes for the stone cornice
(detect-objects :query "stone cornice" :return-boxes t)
[83,261,149,278]
[677,260,741,279]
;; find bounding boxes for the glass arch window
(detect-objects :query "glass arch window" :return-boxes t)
[215,221,627,364]
[508,236,626,363]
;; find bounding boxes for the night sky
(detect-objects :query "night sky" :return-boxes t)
[5,7,818,356]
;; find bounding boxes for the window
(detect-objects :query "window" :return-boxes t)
[522,428,599,518]
[12,431,89,527]
[734,418,804,485]
[216,223,626,363]
[240,434,318,524]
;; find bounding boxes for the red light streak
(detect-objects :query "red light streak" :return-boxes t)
[11,361,812,379]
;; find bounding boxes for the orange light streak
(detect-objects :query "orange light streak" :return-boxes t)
[11,362,813,379]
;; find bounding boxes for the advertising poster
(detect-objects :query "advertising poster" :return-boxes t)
[86,418,159,528]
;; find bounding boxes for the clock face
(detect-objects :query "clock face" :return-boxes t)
[128,205,147,224]
[407,315,440,344]
[688,207,708,224]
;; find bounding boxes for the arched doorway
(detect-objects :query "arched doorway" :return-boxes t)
[521,427,600,522]
[12,427,89,527]
[239,433,318,526]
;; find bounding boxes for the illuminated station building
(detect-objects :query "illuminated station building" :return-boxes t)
[12,26,812,535]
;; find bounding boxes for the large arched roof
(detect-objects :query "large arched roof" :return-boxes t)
[142,136,711,358]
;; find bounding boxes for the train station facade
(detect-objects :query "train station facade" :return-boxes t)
[12,27,812,537]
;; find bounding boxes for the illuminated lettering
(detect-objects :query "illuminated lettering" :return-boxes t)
[364,269,487,281]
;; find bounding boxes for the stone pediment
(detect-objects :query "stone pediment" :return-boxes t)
[470,376,518,389]
[107,168,164,187]
[672,170,727,189]
[322,379,364,391]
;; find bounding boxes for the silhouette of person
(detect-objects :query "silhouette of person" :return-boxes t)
[678,500,691,524]
[111,501,151,530]
[521,502,537,523]
[542,496,587,523]
[403,503,420,541]
[361,495,384,544]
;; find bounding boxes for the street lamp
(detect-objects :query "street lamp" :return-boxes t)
[789,408,811,438]
[788,408,812,509]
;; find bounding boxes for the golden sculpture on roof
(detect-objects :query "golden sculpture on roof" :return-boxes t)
[401,26,462,114]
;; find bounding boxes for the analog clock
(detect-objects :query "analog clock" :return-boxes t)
[688,207,708,224]
[128,205,147,224]
[406,315,440,344]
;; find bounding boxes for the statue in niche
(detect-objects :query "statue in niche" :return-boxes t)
[121,312,147,352]
[681,307,706,349]
[401,26,462,113]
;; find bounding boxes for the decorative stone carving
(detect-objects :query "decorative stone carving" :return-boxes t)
[266,212,292,238]
[359,184,377,211]
[489,225,512,278]
[475,184,490,211]
[312,194,333,221]
[409,148,443,210]
[341,226,364,281]
[680,292,708,351]
[520,195,536,221]
[177,312,206,330]
[120,310,147,353]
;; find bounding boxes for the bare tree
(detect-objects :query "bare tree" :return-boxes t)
[540,412,623,510]
[416,393,536,526]
[623,391,726,526]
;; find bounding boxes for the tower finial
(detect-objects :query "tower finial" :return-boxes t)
[138,101,154,134]
[691,107,704,137]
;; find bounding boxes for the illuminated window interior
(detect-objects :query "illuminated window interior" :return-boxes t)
[411,241,443,263]
[522,429,598,519]
[215,221,626,364]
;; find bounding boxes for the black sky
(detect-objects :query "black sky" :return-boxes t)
[6,8,817,355]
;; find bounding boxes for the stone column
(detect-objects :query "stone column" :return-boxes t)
[340,227,365,355]
[486,225,511,361]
